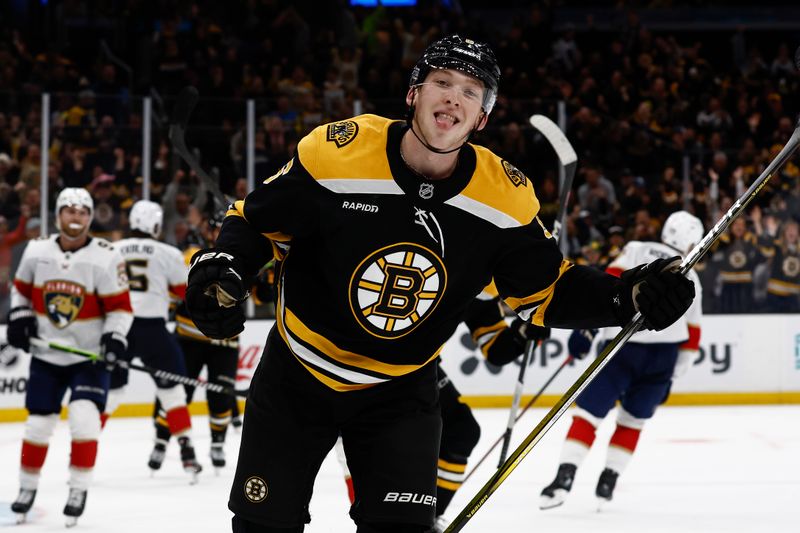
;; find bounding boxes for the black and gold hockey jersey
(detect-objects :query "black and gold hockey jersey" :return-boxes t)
[218,115,626,391]
[464,282,526,366]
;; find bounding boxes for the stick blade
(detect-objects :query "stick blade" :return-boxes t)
[529,114,577,166]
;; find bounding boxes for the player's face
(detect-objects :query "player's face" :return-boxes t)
[59,205,91,239]
[407,69,488,151]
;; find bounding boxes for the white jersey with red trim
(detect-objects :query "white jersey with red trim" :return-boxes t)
[11,235,133,366]
[116,237,187,320]
[602,241,702,344]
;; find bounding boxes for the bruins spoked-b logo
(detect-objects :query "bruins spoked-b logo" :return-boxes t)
[43,280,85,328]
[327,120,359,148]
[243,476,268,503]
[349,243,446,339]
[728,250,747,269]
[502,160,527,187]
[783,256,800,277]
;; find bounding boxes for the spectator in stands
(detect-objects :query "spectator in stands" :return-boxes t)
[577,163,617,223]
[710,216,768,313]
[161,170,206,247]
[0,203,30,317]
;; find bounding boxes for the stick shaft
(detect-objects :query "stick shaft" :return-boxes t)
[29,338,246,398]
[462,354,572,483]
[446,120,800,533]
[497,340,534,466]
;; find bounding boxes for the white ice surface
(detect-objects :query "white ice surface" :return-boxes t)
[1,405,799,532]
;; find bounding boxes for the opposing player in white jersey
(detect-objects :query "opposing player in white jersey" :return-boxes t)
[106,200,201,479]
[540,210,704,509]
[7,187,133,526]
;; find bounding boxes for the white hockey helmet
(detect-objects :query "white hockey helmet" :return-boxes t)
[55,187,94,229]
[129,199,163,238]
[661,210,704,254]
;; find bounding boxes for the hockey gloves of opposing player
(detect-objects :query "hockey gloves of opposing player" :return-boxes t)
[567,329,598,360]
[186,249,250,339]
[100,332,128,372]
[7,306,37,352]
[618,256,695,331]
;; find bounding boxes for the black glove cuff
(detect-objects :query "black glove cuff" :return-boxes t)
[102,331,128,351]
[8,307,35,322]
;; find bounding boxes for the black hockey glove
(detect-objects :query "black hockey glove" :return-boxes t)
[101,332,128,372]
[510,317,551,351]
[618,256,695,331]
[7,306,37,352]
[567,329,598,360]
[186,248,250,339]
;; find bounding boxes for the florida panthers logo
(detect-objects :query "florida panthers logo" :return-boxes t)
[43,280,85,329]
[349,243,446,339]
[326,120,359,148]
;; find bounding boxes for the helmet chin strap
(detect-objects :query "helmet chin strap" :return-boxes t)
[405,89,482,155]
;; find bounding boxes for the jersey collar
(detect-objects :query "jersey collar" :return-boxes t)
[386,122,476,205]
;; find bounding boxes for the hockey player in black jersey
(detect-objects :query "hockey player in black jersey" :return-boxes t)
[185,35,695,533]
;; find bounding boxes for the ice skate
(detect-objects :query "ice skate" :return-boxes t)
[63,487,87,528]
[595,468,619,510]
[539,463,577,510]
[433,515,450,533]
[148,438,168,473]
[210,442,226,472]
[231,414,243,431]
[178,436,202,484]
[11,488,36,524]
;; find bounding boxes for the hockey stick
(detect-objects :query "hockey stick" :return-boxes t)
[29,338,247,398]
[446,120,800,533]
[496,115,578,466]
[529,114,578,245]
[168,86,230,212]
[464,355,573,483]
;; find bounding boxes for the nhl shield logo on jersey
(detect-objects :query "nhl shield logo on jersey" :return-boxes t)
[326,120,359,148]
[43,280,85,328]
[502,160,527,187]
[349,243,446,339]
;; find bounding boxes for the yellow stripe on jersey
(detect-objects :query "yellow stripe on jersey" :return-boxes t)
[272,276,441,391]
[283,306,441,378]
[504,259,573,326]
[477,280,500,300]
[472,320,506,357]
[438,458,467,473]
[444,144,539,228]
[297,115,400,194]
[436,479,462,491]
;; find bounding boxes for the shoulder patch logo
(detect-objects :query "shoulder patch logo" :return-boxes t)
[502,160,527,188]
[349,243,446,339]
[327,120,359,148]
[43,280,86,329]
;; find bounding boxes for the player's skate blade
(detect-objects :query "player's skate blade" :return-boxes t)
[63,488,87,528]
[595,468,618,511]
[11,488,36,524]
[539,463,576,510]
